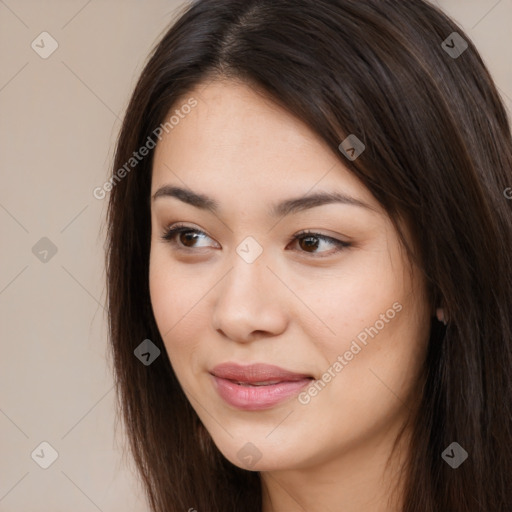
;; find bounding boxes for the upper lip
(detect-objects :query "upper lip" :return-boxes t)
[210,362,313,383]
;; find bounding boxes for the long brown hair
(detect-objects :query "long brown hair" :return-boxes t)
[105,1,512,510]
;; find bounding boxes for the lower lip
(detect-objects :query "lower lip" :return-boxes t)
[211,375,312,410]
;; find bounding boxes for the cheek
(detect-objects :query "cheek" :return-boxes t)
[149,249,202,344]
[304,243,427,393]
[148,248,213,383]
[330,301,427,412]
[293,303,427,455]
[304,247,406,345]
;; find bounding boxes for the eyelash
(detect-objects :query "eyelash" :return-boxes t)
[160,223,351,257]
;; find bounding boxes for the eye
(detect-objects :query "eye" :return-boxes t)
[287,230,351,257]
[160,223,218,251]
[161,223,351,258]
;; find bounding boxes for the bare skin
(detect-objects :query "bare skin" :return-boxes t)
[149,79,431,512]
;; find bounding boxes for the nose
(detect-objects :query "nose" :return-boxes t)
[211,253,288,343]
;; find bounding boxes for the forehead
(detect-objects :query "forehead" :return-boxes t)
[151,79,377,211]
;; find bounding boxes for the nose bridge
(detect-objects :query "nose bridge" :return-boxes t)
[221,245,270,309]
[212,241,287,341]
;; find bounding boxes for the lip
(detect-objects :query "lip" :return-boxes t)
[210,362,314,410]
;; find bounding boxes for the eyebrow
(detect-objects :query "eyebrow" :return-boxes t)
[151,185,377,217]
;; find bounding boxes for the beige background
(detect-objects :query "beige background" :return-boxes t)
[0,1,511,511]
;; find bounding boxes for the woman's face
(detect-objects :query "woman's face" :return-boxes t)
[149,79,431,472]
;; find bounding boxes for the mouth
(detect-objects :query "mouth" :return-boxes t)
[210,361,314,383]
[209,362,315,410]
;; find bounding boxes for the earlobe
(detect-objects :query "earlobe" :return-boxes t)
[436,307,448,326]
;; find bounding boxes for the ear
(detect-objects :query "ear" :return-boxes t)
[435,307,448,325]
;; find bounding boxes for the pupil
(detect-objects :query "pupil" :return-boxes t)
[301,236,318,252]
[181,232,197,247]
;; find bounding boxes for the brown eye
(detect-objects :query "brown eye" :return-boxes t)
[288,231,351,257]
[161,224,217,250]
[298,235,320,252]
[179,231,201,247]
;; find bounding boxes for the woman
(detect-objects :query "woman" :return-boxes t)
[105,0,512,510]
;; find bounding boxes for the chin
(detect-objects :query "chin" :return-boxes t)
[207,431,308,472]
